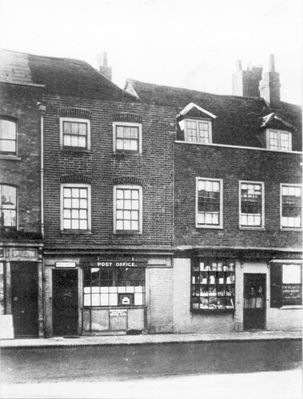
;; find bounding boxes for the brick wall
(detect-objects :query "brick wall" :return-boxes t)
[43,96,174,250]
[0,83,42,235]
[174,142,302,248]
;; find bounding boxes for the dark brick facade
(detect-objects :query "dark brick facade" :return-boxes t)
[174,142,302,249]
[0,83,43,238]
[43,96,174,251]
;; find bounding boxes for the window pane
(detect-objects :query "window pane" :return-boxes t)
[197,179,221,226]
[0,120,16,139]
[282,185,301,228]
[62,185,89,230]
[240,183,262,226]
[283,264,301,284]
[62,120,88,148]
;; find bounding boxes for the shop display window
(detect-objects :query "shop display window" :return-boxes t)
[191,260,235,311]
[83,267,145,307]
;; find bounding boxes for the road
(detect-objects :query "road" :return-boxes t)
[1,340,301,399]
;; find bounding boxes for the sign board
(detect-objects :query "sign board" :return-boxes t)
[56,262,76,268]
[97,260,139,267]
[282,284,302,305]
[11,248,38,261]
[109,309,127,317]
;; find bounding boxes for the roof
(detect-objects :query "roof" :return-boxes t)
[0,49,135,101]
[125,79,302,150]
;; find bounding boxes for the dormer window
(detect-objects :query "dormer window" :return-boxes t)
[177,102,216,144]
[266,129,292,152]
[184,119,212,144]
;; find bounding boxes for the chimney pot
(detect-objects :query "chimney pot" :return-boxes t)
[269,54,275,72]
[97,51,112,81]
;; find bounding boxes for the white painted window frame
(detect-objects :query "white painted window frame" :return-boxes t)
[195,177,223,229]
[0,118,18,156]
[60,183,91,231]
[113,184,143,234]
[280,183,302,230]
[266,129,292,152]
[59,117,91,150]
[112,122,142,154]
[184,118,212,144]
[239,180,265,229]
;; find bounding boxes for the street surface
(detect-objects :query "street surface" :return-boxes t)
[1,340,302,399]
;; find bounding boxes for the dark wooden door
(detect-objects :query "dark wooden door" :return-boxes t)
[11,262,38,337]
[244,273,266,330]
[53,269,78,336]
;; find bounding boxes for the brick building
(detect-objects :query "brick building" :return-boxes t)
[1,50,175,337]
[1,50,302,338]
[126,55,302,333]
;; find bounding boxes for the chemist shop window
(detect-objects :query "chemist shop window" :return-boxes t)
[83,267,145,307]
[191,259,235,311]
[270,263,302,307]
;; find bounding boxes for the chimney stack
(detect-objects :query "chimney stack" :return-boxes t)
[259,54,280,105]
[97,52,112,81]
[232,60,262,98]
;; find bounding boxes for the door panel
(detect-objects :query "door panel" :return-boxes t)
[53,269,78,336]
[244,273,266,330]
[11,262,38,337]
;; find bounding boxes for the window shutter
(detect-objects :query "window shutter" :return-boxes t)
[270,263,282,308]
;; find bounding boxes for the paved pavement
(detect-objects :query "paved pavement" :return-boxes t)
[1,330,301,348]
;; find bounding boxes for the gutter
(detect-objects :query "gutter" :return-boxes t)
[37,102,46,238]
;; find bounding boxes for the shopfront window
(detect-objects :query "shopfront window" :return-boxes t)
[83,267,145,307]
[191,259,235,311]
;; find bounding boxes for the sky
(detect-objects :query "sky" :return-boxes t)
[0,0,301,104]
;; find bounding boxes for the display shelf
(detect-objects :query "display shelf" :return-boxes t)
[191,259,235,312]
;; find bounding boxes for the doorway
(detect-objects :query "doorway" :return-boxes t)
[53,269,78,336]
[244,273,266,330]
[11,262,38,337]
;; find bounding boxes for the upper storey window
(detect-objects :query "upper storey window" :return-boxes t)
[113,122,142,154]
[60,118,91,150]
[196,178,223,228]
[0,119,17,155]
[184,119,212,144]
[177,102,216,144]
[281,184,301,229]
[240,181,264,228]
[266,129,292,152]
[0,184,17,228]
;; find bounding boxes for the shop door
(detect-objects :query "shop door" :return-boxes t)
[244,273,266,330]
[11,262,38,337]
[53,269,78,336]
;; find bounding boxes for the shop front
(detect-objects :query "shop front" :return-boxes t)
[0,244,43,339]
[82,260,146,334]
[173,251,302,334]
[44,255,173,337]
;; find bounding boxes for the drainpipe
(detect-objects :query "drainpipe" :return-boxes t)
[37,102,46,238]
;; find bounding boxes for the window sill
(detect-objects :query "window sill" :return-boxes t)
[61,147,90,153]
[83,305,146,309]
[280,227,302,232]
[280,305,302,310]
[0,155,21,161]
[239,227,265,231]
[114,231,142,235]
[191,308,235,313]
[60,229,92,235]
[196,225,223,230]
[113,151,141,156]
